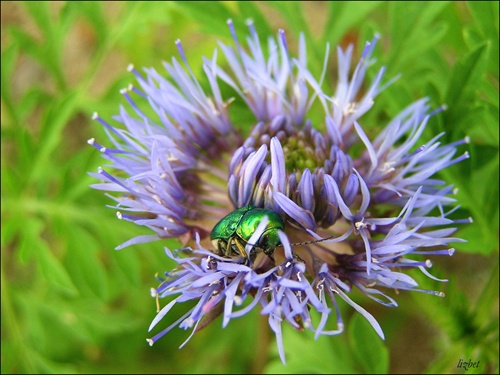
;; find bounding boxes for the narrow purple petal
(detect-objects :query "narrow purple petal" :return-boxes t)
[270,137,286,193]
[274,192,316,230]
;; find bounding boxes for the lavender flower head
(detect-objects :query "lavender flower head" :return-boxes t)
[89,20,470,364]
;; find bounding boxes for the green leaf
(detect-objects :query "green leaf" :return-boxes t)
[265,326,357,374]
[35,240,78,296]
[388,2,451,74]
[237,1,273,38]
[444,42,487,118]
[463,26,485,50]
[110,237,142,287]
[323,1,383,46]
[174,1,236,38]
[29,348,77,374]
[461,104,499,147]
[400,23,448,70]
[70,2,108,45]
[473,262,499,326]
[18,87,51,123]
[12,2,70,89]
[60,148,100,201]
[0,214,20,250]
[74,297,143,335]
[266,2,325,75]
[29,92,78,185]
[348,313,389,374]
[8,26,40,59]
[22,2,52,37]
[455,153,499,254]
[16,293,87,358]
[65,224,109,300]
[17,217,44,263]
[0,43,19,113]
[467,1,500,51]
[268,2,310,36]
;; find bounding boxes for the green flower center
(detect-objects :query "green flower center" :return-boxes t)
[282,136,319,172]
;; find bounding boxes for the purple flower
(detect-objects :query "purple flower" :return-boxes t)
[89,20,469,364]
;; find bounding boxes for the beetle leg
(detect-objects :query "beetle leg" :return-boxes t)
[225,237,234,257]
[263,247,276,264]
[232,237,248,258]
[292,252,305,263]
[212,239,224,256]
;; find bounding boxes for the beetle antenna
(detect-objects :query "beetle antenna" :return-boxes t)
[278,233,339,247]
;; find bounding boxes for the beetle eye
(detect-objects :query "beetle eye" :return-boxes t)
[258,233,273,249]
[257,235,266,247]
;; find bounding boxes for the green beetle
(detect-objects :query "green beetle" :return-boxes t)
[210,205,285,259]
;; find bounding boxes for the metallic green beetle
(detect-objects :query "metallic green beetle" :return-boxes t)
[210,205,285,259]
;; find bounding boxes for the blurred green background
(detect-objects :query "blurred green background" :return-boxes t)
[1,1,498,373]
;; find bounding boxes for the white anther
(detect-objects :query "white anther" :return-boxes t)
[167,154,178,162]
[344,102,359,115]
[379,161,396,174]
[355,220,367,230]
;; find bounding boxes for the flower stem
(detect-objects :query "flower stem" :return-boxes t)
[251,313,271,373]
